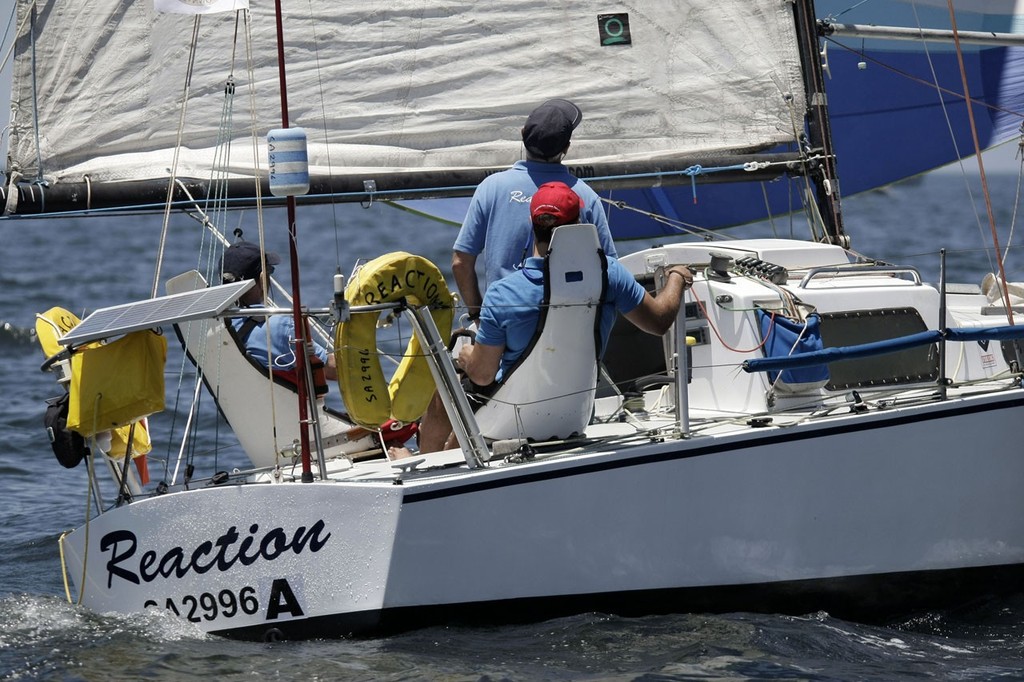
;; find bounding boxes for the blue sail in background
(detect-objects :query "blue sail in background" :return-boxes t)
[821,0,1024,189]
[401,1,1024,241]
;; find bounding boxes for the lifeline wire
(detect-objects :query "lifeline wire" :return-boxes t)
[945,0,1015,325]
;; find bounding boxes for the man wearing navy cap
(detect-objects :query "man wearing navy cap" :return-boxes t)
[451,99,617,323]
[222,240,337,380]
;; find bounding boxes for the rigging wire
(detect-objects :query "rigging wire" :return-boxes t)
[945,0,1015,325]
[600,198,722,240]
[152,8,301,477]
[302,0,345,272]
[780,73,825,243]
[153,15,202,300]
[1003,125,1024,263]
[241,7,268,257]
[151,16,211,481]
[822,36,1024,124]
[240,8,287,450]
[0,0,26,74]
[27,3,42,184]
[822,0,873,23]
[0,0,25,189]
[906,1,993,278]
[827,3,1023,303]
[599,155,827,242]
[760,182,781,238]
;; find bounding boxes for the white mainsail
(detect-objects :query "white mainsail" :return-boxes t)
[8,1,805,188]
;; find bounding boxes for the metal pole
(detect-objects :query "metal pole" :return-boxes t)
[793,0,846,244]
[938,249,948,400]
[272,0,316,481]
[821,22,1024,47]
[404,306,489,468]
[674,294,690,436]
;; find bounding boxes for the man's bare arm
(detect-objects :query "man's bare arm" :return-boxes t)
[458,340,503,386]
[623,266,693,335]
[452,250,483,318]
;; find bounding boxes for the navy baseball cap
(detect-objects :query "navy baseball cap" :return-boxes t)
[522,99,583,159]
[222,241,281,282]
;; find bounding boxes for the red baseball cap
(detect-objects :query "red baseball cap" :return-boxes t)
[530,181,583,226]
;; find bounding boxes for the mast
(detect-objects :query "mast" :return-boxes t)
[793,0,847,246]
[272,0,315,482]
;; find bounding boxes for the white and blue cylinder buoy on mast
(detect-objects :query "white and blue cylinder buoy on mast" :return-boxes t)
[268,127,310,197]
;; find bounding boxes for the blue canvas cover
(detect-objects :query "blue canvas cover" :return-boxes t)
[756,310,829,391]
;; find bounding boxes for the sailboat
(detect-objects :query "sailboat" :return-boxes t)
[10,0,1024,641]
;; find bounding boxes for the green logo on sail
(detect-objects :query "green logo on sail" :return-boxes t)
[598,14,631,46]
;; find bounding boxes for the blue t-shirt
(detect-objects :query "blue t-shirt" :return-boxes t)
[231,310,329,371]
[453,161,617,289]
[475,255,645,381]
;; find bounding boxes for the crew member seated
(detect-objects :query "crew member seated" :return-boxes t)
[222,240,337,381]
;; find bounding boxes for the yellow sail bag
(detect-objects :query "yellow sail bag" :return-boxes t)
[108,419,154,458]
[68,330,168,437]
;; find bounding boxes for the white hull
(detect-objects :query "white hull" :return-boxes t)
[19,0,1024,645]
[61,388,1024,640]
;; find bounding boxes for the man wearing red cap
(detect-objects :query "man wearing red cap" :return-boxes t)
[397,182,691,455]
[451,99,617,324]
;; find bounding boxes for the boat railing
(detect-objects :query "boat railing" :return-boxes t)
[797,265,922,288]
[743,325,1024,376]
[403,304,490,468]
[344,299,490,469]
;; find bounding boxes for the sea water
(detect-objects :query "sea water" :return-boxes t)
[2,173,1023,680]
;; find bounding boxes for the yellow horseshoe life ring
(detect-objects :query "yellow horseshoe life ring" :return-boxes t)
[336,252,453,428]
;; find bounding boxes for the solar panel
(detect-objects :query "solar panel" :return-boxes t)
[60,280,254,346]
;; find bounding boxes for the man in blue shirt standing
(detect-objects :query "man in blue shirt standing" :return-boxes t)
[222,240,337,380]
[451,99,617,321]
